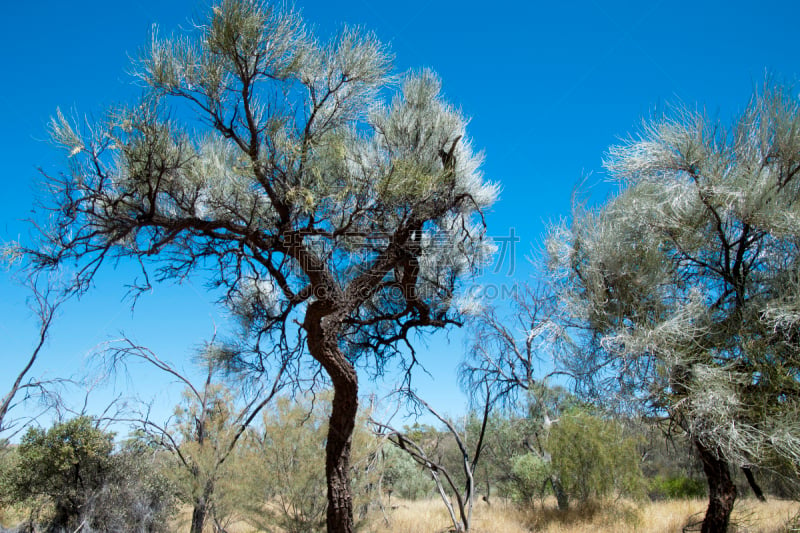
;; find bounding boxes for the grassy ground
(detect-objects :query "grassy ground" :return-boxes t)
[5,497,798,532]
[366,497,800,533]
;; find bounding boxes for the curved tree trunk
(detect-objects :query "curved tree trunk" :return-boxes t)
[696,439,736,533]
[306,305,359,533]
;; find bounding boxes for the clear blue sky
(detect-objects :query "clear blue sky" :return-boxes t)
[2,0,799,431]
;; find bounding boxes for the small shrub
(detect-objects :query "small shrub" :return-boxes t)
[80,442,176,532]
[381,444,434,501]
[2,418,176,532]
[547,408,646,503]
[5,417,113,531]
[507,453,551,504]
[238,393,381,533]
[648,475,706,500]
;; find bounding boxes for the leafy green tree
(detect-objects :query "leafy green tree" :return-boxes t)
[0,422,175,532]
[493,406,643,509]
[4,416,113,531]
[459,411,532,505]
[548,82,800,531]
[241,395,329,532]
[0,417,174,532]
[461,410,515,504]
[169,384,243,533]
[28,2,495,530]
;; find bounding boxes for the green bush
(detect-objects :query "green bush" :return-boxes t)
[507,453,551,504]
[5,417,113,530]
[547,408,646,503]
[381,444,434,500]
[648,475,706,500]
[237,393,381,533]
[82,440,177,532]
[1,417,175,532]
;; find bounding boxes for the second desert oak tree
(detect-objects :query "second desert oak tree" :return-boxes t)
[30,1,496,531]
[548,84,800,532]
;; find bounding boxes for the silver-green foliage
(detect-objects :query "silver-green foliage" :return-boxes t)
[547,82,800,472]
[3,417,114,530]
[380,443,434,500]
[42,0,496,333]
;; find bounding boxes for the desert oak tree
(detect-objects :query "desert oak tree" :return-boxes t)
[28,1,496,531]
[548,84,800,532]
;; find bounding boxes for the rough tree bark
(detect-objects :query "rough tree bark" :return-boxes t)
[696,439,737,533]
[306,305,359,533]
[190,478,214,533]
[325,381,358,533]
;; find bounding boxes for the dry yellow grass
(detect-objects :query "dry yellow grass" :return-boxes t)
[363,497,800,533]
[7,497,798,532]
[367,498,530,533]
